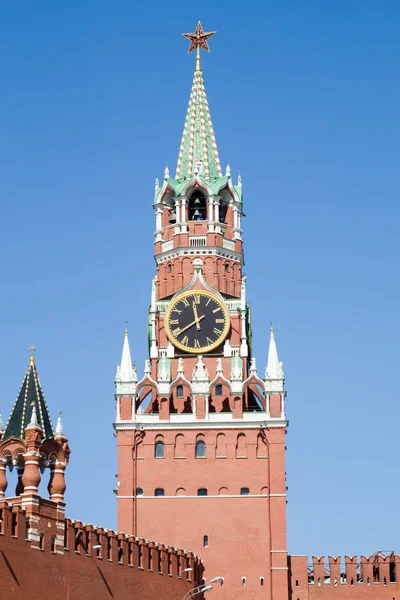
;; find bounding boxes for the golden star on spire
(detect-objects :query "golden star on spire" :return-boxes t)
[182,21,216,54]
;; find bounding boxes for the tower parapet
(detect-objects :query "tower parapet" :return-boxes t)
[288,553,400,599]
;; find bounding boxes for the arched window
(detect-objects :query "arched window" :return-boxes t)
[242,577,246,587]
[136,487,143,496]
[203,535,208,547]
[224,263,229,273]
[189,190,207,221]
[174,434,185,458]
[155,439,165,458]
[240,487,250,495]
[215,384,223,396]
[168,263,172,273]
[155,488,165,496]
[260,577,264,586]
[195,440,206,458]
[176,385,183,398]
[219,202,228,223]
[197,488,207,496]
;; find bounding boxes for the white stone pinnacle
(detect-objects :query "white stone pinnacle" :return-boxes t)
[177,357,184,375]
[56,411,64,435]
[192,356,209,381]
[225,162,231,177]
[27,403,39,429]
[266,326,283,379]
[119,327,134,383]
[164,164,170,179]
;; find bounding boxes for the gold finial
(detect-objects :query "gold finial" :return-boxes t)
[270,320,274,332]
[27,345,36,364]
[125,321,129,335]
[182,21,216,71]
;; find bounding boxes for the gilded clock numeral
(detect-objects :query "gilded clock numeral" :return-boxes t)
[181,335,189,346]
[181,298,189,307]
[172,308,182,314]
[215,318,224,324]
[172,327,182,336]
[205,297,212,306]
[169,319,179,325]
[206,337,214,345]
[213,328,222,335]
[193,294,201,304]
[213,307,221,313]
[194,339,201,348]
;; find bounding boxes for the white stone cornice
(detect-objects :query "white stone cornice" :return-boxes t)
[154,245,243,266]
[113,414,288,430]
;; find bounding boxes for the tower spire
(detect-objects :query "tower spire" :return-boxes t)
[2,354,54,441]
[266,323,284,380]
[120,324,133,382]
[177,22,221,181]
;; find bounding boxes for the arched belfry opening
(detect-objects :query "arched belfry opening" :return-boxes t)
[188,189,207,221]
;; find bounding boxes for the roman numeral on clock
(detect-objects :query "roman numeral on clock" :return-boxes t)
[194,339,201,348]
[181,335,189,346]
[172,327,181,336]
[193,294,200,304]
[215,318,224,324]
[213,328,222,335]
[181,298,189,307]
[169,319,179,325]
[213,307,221,313]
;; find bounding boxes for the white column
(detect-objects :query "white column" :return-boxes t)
[233,205,238,228]
[214,198,220,223]
[174,200,181,235]
[232,204,242,240]
[208,195,215,232]
[175,200,181,224]
[181,196,188,233]
[155,205,163,241]
[280,393,285,419]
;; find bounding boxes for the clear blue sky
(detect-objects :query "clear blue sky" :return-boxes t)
[1,1,399,558]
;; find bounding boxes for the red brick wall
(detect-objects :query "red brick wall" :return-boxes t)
[118,426,288,600]
[0,502,203,600]
[289,554,400,600]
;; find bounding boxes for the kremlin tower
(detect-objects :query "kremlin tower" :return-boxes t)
[115,22,288,600]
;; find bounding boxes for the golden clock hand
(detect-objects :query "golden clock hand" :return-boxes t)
[192,302,201,330]
[178,315,205,335]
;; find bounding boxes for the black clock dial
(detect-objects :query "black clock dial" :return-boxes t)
[165,291,230,353]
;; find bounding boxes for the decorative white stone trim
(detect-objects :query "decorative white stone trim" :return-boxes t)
[114,416,288,430]
[155,246,243,266]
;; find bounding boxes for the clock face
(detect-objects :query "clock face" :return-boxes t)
[165,290,230,354]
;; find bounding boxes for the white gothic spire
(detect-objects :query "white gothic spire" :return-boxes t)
[120,325,133,381]
[115,325,137,395]
[265,325,284,380]
[56,411,64,436]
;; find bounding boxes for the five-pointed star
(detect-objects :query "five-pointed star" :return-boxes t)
[182,21,216,53]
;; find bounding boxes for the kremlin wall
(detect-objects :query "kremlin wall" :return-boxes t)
[1,21,398,600]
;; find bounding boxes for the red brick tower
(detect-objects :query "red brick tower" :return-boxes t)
[115,22,288,600]
[0,351,70,553]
